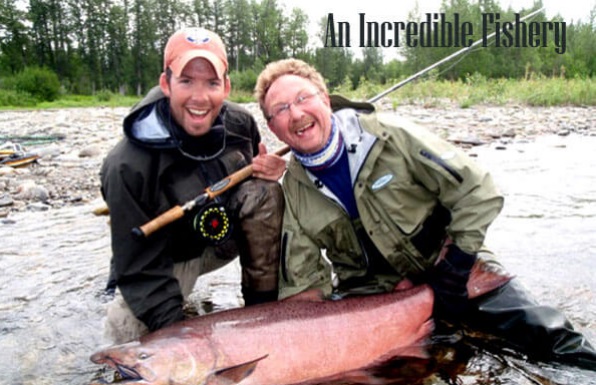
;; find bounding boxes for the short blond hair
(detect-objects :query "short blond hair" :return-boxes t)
[254,59,328,117]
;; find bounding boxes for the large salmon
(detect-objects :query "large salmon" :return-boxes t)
[90,259,511,385]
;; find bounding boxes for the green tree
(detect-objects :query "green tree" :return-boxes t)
[383,59,407,81]
[400,0,556,80]
[313,16,353,89]
[130,0,160,95]
[191,0,213,30]
[212,0,227,36]
[11,66,61,101]
[250,0,285,64]
[361,46,383,83]
[314,46,353,89]
[154,0,184,52]
[105,3,130,93]
[27,0,55,70]
[283,7,309,57]
[563,8,596,77]
[82,0,110,92]
[1,0,594,100]
[225,0,253,71]
[0,0,30,73]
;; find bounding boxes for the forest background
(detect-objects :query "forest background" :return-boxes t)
[0,0,594,108]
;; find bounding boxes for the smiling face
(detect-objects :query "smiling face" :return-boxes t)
[160,58,230,137]
[264,74,333,155]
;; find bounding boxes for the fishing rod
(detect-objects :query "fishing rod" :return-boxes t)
[131,145,291,239]
[369,7,545,103]
[131,8,544,239]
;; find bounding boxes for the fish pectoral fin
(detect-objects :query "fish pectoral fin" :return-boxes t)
[208,354,268,384]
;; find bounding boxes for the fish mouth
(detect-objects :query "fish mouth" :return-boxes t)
[112,364,146,383]
[94,363,145,384]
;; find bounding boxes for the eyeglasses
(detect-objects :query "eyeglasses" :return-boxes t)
[267,91,320,121]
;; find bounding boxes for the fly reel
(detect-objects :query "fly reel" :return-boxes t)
[193,203,233,245]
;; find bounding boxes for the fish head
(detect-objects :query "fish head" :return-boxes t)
[90,339,172,384]
[90,331,218,384]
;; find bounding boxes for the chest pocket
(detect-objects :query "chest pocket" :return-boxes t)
[362,157,434,236]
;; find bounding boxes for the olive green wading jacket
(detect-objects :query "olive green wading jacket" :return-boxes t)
[279,96,504,299]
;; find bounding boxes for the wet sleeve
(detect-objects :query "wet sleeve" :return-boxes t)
[399,122,504,254]
[100,155,184,331]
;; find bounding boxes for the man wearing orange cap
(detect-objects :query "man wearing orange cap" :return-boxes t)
[100,27,286,343]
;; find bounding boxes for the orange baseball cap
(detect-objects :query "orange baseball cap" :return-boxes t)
[163,27,228,78]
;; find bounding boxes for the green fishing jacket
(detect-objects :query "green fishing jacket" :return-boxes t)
[279,97,504,299]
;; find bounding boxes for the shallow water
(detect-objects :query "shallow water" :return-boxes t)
[0,134,595,385]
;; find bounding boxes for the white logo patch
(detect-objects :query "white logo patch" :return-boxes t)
[185,28,211,45]
[371,174,394,191]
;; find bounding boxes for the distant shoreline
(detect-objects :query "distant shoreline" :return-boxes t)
[0,104,594,216]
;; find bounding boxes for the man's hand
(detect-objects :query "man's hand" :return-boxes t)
[252,143,287,181]
[428,244,477,318]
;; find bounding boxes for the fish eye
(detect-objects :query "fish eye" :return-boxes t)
[138,352,149,360]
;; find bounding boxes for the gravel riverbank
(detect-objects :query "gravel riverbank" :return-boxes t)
[0,102,594,217]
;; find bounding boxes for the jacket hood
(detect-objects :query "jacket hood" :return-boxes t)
[122,86,176,149]
[329,94,375,113]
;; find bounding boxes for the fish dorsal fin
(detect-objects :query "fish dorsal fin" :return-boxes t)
[467,259,514,299]
[207,354,268,384]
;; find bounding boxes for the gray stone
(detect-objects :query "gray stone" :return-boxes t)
[0,194,13,207]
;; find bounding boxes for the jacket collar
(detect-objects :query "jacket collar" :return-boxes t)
[287,99,383,193]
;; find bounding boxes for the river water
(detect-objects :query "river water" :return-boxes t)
[0,134,595,385]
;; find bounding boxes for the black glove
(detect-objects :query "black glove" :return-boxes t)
[428,244,477,318]
[242,288,278,306]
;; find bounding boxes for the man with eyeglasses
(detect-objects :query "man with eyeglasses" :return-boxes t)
[100,28,286,343]
[254,58,596,368]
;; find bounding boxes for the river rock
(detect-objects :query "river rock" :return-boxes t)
[26,202,50,211]
[79,144,102,158]
[14,180,50,202]
[0,166,15,176]
[0,104,593,214]
[0,194,13,207]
